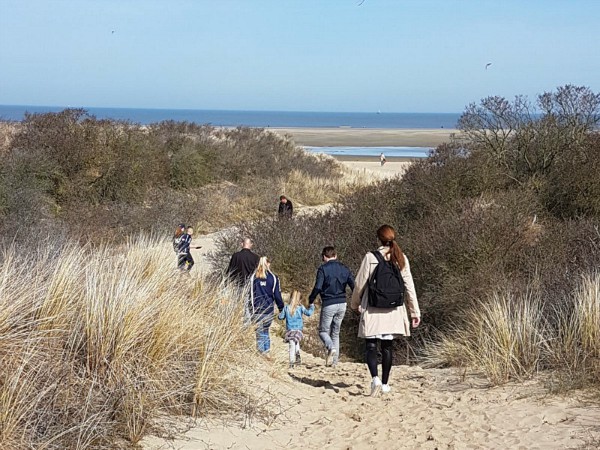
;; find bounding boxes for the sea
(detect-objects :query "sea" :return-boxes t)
[0,105,460,158]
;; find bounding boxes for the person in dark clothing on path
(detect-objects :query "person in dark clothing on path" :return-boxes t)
[177,226,201,272]
[309,246,355,366]
[249,257,285,354]
[226,238,260,286]
[278,195,293,219]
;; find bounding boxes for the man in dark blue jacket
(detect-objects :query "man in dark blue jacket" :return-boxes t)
[309,246,355,366]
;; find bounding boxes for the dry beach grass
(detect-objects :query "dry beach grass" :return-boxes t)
[0,236,276,449]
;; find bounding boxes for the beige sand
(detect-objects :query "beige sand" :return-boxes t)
[270,127,459,147]
[338,159,413,180]
[143,334,600,450]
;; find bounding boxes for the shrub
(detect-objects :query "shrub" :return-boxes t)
[0,111,343,243]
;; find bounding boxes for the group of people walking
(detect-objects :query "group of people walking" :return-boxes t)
[225,224,421,397]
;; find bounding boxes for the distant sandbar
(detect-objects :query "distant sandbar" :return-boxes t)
[270,127,459,147]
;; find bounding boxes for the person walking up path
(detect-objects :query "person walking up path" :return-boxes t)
[278,291,315,368]
[351,224,420,397]
[250,257,285,354]
[309,246,355,367]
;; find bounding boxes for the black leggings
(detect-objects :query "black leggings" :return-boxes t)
[177,253,194,270]
[366,339,393,385]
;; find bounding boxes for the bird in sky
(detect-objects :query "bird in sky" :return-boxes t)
[485,62,492,70]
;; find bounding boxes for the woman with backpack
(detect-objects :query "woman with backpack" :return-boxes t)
[350,224,420,397]
[249,256,285,355]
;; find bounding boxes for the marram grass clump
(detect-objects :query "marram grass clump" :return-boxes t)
[0,235,269,449]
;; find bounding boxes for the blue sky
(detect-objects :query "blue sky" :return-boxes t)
[1,0,598,112]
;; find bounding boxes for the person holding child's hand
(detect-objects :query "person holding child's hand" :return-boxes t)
[250,257,285,355]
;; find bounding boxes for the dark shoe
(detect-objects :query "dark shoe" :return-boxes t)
[289,363,295,369]
[295,351,301,365]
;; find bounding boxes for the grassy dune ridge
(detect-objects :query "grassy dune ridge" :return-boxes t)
[0,236,273,449]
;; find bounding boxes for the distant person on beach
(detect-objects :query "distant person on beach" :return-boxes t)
[278,290,315,368]
[351,225,420,397]
[226,238,260,287]
[177,226,201,272]
[249,257,285,354]
[380,152,387,166]
[309,246,355,367]
[278,195,293,219]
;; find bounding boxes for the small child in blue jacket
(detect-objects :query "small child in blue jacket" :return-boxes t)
[278,291,314,368]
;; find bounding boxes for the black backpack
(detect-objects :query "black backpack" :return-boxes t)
[367,251,405,308]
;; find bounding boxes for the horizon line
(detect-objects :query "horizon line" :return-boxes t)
[0,104,462,115]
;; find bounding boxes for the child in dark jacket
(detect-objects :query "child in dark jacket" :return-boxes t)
[278,291,314,368]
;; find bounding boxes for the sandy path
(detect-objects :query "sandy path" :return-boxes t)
[144,335,600,450]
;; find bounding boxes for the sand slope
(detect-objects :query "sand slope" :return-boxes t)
[143,332,600,449]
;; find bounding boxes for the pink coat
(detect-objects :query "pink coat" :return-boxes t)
[350,247,420,338]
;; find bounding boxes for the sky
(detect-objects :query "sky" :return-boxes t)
[1,0,599,113]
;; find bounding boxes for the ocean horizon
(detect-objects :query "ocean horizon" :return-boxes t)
[0,105,461,129]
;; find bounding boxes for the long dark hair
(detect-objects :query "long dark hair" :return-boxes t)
[377,224,405,270]
[174,224,185,239]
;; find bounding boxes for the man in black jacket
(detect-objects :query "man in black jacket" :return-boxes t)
[309,246,355,366]
[226,238,260,286]
[278,195,293,219]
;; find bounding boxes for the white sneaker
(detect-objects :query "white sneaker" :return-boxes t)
[381,384,391,394]
[370,377,382,397]
[326,348,336,366]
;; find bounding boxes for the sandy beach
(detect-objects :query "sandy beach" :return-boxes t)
[270,127,458,147]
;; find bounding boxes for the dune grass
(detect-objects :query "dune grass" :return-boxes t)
[0,236,270,449]
[424,273,600,387]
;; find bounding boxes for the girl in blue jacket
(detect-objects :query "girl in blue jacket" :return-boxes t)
[278,291,314,368]
[249,257,284,354]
